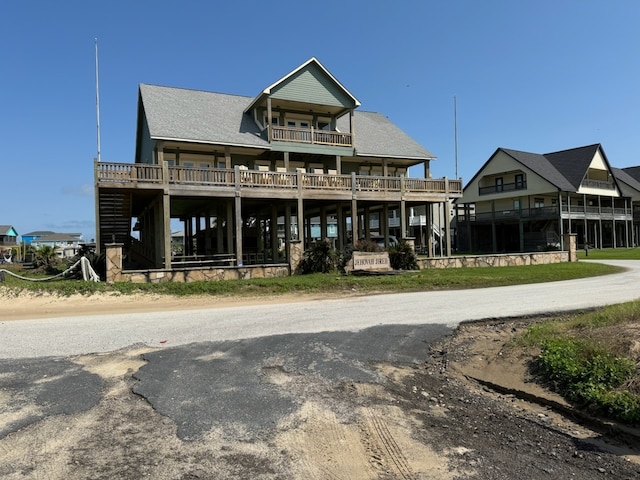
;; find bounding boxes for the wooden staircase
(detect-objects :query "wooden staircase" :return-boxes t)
[98,191,132,249]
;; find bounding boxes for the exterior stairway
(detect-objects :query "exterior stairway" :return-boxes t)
[98,191,132,250]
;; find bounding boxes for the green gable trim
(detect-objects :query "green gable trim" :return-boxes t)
[271,62,355,109]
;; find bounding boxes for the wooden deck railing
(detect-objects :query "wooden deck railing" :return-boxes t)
[96,162,462,196]
[271,126,352,147]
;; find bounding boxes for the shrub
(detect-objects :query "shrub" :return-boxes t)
[388,240,419,271]
[299,240,337,274]
[355,239,382,252]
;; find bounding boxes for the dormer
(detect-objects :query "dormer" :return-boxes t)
[577,147,618,194]
[244,58,360,155]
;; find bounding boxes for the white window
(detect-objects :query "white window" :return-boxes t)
[285,115,312,129]
[263,113,280,129]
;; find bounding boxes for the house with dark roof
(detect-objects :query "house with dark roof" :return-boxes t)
[95,58,462,273]
[455,144,638,253]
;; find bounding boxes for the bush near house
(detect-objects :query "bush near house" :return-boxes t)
[299,240,338,274]
[388,240,419,271]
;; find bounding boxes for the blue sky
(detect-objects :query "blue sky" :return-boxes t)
[2,1,639,241]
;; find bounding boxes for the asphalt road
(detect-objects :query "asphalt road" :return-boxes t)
[1,260,639,359]
[2,260,640,478]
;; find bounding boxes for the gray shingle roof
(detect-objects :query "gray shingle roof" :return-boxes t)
[613,167,640,193]
[140,85,268,148]
[500,148,576,191]
[349,111,435,160]
[622,166,640,182]
[139,84,434,160]
[543,144,601,189]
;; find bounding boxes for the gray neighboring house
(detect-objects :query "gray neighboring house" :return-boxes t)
[455,144,639,253]
[95,57,462,271]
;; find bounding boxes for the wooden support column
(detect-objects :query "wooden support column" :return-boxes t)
[297,169,305,249]
[226,201,233,255]
[491,200,497,253]
[162,193,171,269]
[235,195,243,265]
[337,204,344,248]
[216,205,223,252]
[440,201,451,257]
[284,151,290,171]
[364,205,370,241]
[351,198,358,246]
[558,192,564,250]
[351,172,358,246]
[382,204,389,248]
[271,204,278,262]
[285,204,292,260]
[335,155,341,174]
[400,175,407,239]
[225,145,231,167]
[320,206,328,241]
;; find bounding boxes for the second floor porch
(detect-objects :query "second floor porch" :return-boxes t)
[457,204,633,224]
[96,161,463,201]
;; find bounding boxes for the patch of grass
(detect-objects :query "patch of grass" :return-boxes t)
[537,337,639,423]
[578,247,640,260]
[519,300,640,425]
[0,261,621,298]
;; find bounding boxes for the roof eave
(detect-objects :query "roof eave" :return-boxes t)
[150,135,270,151]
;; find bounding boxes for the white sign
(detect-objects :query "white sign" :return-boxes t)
[350,252,391,272]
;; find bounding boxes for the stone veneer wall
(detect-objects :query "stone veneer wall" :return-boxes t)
[118,265,290,283]
[417,251,569,270]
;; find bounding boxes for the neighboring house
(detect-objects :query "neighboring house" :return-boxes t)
[621,166,640,238]
[95,57,462,270]
[31,233,83,258]
[455,144,638,253]
[0,225,19,247]
[21,230,55,245]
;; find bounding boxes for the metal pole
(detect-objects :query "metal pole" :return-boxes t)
[94,38,101,162]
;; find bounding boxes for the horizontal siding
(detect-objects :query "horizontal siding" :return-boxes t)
[271,63,353,108]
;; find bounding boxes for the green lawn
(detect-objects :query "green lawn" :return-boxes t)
[0,261,622,298]
[577,247,640,260]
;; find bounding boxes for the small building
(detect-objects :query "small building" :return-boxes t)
[455,144,639,253]
[0,225,19,247]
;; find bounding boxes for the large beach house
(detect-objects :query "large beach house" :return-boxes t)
[95,58,462,275]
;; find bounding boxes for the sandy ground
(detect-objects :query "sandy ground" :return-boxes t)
[1,291,640,479]
[0,290,327,321]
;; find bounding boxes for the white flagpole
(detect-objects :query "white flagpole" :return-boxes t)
[454,95,458,179]
[95,38,101,162]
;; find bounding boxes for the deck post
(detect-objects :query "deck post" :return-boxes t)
[297,170,305,249]
[234,165,243,265]
[444,179,451,256]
